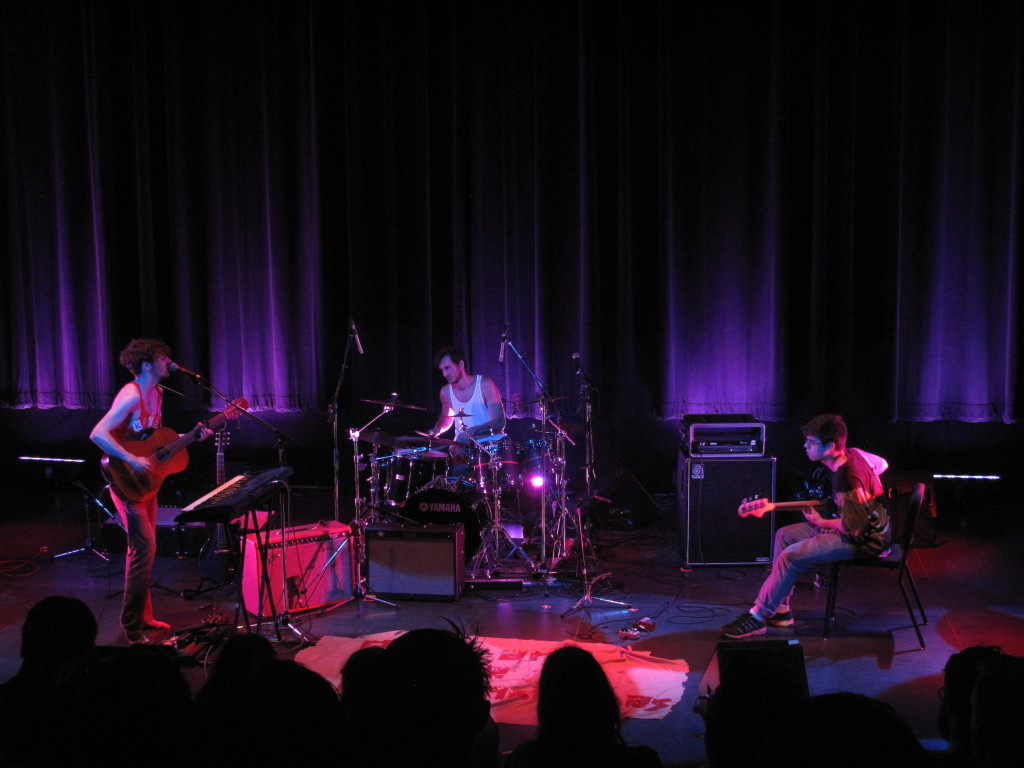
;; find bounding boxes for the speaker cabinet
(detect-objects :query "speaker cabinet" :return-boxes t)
[365,523,465,601]
[698,639,809,699]
[678,456,776,566]
[242,522,352,617]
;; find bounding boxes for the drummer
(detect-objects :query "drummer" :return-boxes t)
[427,347,506,475]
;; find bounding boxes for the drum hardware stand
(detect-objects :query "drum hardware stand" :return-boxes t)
[560,501,631,618]
[540,415,576,572]
[467,433,538,579]
[337,402,404,610]
[53,481,126,561]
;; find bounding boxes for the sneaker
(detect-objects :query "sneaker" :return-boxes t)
[720,612,766,639]
[766,611,794,627]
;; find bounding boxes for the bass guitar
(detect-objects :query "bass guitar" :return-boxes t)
[737,497,830,519]
[102,398,248,503]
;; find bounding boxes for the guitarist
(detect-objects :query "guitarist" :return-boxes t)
[721,413,891,639]
[90,338,211,644]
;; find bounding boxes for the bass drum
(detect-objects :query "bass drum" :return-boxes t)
[403,480,489,560]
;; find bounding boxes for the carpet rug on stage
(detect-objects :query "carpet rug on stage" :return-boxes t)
[296,631,689,725]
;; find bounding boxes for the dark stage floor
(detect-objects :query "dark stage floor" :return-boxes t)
[2,477,1022,767]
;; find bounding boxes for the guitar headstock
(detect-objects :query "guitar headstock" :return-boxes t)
[214,430,231,451]
[737,496,771,518]
[225,398,248,420]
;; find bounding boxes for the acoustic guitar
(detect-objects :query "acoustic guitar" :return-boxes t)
[102,398,248,503]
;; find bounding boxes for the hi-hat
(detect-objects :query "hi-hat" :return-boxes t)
[361,396,426,411]
[452,409,472,419]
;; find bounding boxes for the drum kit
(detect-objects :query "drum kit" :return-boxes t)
[323,332,614,613]
[344,392,586,584]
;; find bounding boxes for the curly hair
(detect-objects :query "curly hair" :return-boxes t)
[118,338,172,376]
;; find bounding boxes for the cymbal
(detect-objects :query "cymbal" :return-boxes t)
[359,429,396,446]
[452,409,472,419]
[550,419,584,434]
[474,432,508,444]
[397,434,458,447]
[395,447,449,459]
[361,396,427,411]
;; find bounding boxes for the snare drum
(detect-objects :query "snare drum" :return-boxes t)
[381,451,449,506]
[404,480,488,558]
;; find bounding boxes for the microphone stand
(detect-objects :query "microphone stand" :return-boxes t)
[576,356,597,499]
[328,329,357,522]
[502,337,564,576]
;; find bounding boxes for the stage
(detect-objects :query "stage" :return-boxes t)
[2,474,1022,767]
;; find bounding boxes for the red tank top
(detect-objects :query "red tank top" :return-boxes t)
[115,382,163,440]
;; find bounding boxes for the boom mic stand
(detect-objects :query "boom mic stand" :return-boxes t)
[344,401,400,609]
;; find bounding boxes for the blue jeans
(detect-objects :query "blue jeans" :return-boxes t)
[754,522,861,617]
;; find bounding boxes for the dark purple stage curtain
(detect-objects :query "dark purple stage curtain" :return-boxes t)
[0,1,1020,424]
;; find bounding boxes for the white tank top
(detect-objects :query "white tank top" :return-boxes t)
[447,375,489,439]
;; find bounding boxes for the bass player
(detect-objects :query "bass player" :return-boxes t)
[720,413,892,639]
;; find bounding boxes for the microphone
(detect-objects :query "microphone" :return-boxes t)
[350,318,364,355]
[168,361,203,380]
[498,324,507,364]
[572,352,581,375]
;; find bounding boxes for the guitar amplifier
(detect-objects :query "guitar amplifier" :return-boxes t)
[365,523,465,601]
[679,456,776,566]
[241,522,352,617]
[683,418,765,458]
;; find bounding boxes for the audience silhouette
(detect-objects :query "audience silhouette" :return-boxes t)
[969,653,1024,768]
[0,595,98,767]
[7,593,1024,768]
[83,643,194,768]
[505,644,663,768]
[934,644,1006,765]
[758,691,931,768]
[367,625,495,768]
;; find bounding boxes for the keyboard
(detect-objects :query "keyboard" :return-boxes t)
[175,466,293,523]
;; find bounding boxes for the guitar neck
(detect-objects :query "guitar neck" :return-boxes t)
[154,411,231,463]
[768,500,828,510]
